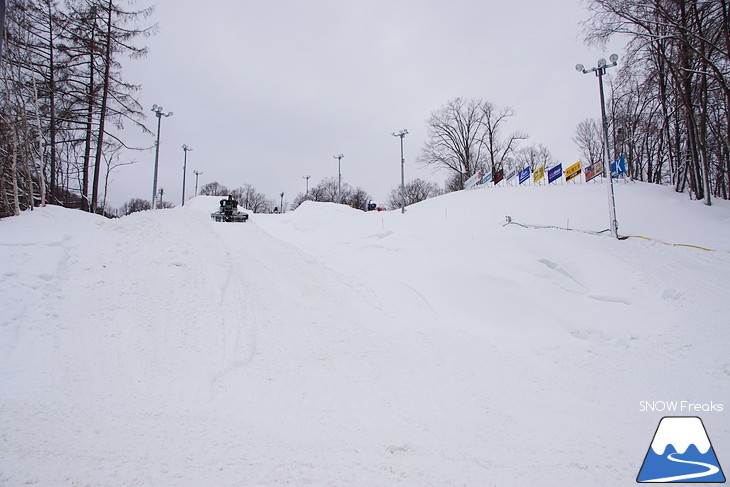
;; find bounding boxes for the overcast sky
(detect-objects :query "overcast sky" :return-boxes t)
[109,0,624,209]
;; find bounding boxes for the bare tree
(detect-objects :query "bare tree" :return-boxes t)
[582,0,730,204]
[418,97,527,190]
[120,197,149,214]
[229,184,274,213]
[514,143,559,172]
[573,118,604,165]
[386,178,441,208]
[290,177,372,210]
[199,181,228,196]
[482,102,528,173]
[342,186,371,210]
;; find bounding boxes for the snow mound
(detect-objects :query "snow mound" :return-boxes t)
[1,181,729,486]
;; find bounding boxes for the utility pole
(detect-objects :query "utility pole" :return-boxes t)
[193,170,203,196]
[181,145,192,205]
[151,104,173,210]
[303,175,311,196]
[333,154,344,203]
[280,192,284,213]
[576,56,619,238]
[392,129,408,214]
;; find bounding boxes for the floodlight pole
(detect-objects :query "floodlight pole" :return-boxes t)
[193,170,203,196]
[151,104,173,210]
[303,175,311,196]
[181,144,192,205]
[577,56,619,238]
[280,192,284,213]
[392,129,408,214]
[333,154,344,203]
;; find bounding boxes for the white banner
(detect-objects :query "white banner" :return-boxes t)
[464,171,483,190]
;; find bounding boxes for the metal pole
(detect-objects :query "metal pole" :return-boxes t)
[152,113,162,209]
[392,129,408,214]
[597,68,618,238]
[576,57,619,239]
[182,147,187,206]
[303,175,310,195]
[280,192,284,212]
[150,105,172,210]
[333,154,343,203]
[400,134,405,214]
[193,170,202,196]
[181,145,192,206]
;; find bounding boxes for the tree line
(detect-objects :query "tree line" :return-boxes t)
[1,0,154,218]
[578,0,730,205]
[417,97,557,191]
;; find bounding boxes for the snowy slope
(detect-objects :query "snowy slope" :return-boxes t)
[1,181,728,486]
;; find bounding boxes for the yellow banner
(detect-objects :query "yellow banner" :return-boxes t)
[565,161,582,182]
[533,165,545,183]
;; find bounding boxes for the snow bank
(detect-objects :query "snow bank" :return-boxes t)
[1,181,729,486]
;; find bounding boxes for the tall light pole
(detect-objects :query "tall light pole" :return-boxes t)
[392,129,408,214]
[333,154,344,203]
[576,55,619,238]
[151,104,173,210]
[303,175,311,196]
[193,170,203,196]
[280,192,284,213]
[181,144,192,206]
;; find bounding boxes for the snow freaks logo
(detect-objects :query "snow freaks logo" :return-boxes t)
[637,416,726,483]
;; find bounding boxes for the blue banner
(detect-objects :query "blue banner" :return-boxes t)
[548,164,562,184]
[611,156,627,178]
[518,167,530,185]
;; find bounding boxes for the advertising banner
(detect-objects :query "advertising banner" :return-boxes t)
[548,164,562,184]
[611,156,627,179]
[519,167,531,185]
[565,162,582,182]
[585,162,603,182]
[464,171,482,190]
[506,169,516,181]
[493,169,504,185]
[481,172,493,184]
[533,165,545,183]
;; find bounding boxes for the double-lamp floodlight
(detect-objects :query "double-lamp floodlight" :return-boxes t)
[575,54,618,74]
[152,104,173,117]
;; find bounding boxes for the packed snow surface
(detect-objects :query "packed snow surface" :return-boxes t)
[1,181,729,486]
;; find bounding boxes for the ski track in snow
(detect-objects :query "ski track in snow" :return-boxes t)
[1,183,729,486]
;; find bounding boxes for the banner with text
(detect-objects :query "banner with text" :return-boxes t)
[519,167,531,185]
[585,161,603,182]
[494,169,504,185]
[565,162,582,182]
[533,165,545,183]
[611,156,627,179]
[548,164,562,184]
[464,171,483,190]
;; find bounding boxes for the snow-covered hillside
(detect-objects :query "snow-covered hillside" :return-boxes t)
[1,181,728,486]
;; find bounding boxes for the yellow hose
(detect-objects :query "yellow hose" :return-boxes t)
[623,235,716,252]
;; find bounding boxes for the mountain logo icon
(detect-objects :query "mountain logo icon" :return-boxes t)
[637,416,725,483]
